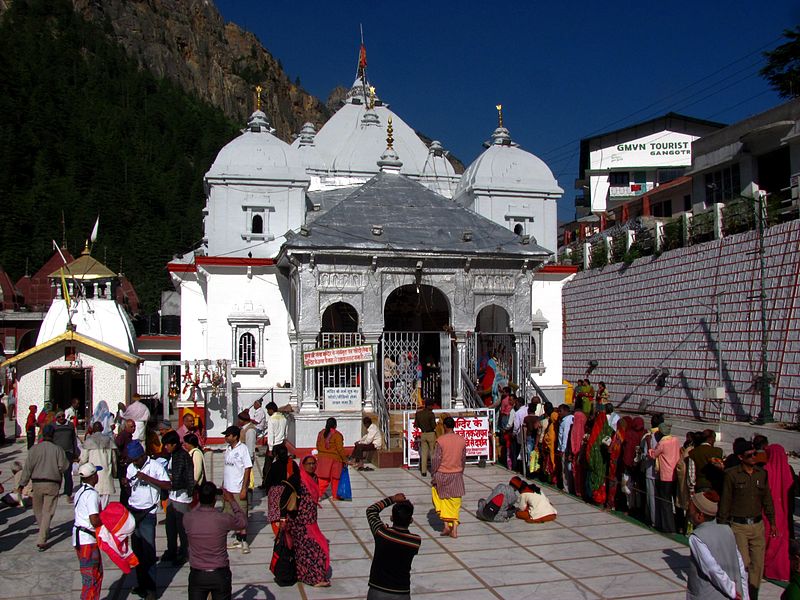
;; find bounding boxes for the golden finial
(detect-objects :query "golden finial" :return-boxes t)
[255,85,263,111]
[369,86,376,110]
[496,104,503,128]
[386,116,394,150]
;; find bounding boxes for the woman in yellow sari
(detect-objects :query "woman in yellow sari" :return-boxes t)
[541,409,559,484]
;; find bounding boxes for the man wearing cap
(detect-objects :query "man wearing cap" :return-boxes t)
[18,423,69,550]
[223,425,252,554]
[73,463,104,599]
[125,440,171,600]
[718,439,776,600]
[687,490,749,600]
[53,409,79,502]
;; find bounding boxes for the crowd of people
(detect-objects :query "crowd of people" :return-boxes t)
[494,380,797,600]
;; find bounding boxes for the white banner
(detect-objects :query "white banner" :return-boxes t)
[303,345,374,368]
[590,130,698,170]
[404,410,494,465]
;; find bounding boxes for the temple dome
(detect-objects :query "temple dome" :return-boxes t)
[455,126,563,197]
[207,110,307,181]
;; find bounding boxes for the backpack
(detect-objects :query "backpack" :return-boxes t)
[269,526,297,587]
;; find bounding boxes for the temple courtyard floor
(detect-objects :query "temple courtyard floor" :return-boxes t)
[0,441,789,600]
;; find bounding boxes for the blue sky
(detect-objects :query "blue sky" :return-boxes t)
[215,1,798,222]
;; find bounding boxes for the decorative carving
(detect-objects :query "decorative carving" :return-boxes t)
[318,272,366,292]
[472,274,515,295]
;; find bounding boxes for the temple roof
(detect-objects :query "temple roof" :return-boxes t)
[283,172,550,258]
[49,245,116,280]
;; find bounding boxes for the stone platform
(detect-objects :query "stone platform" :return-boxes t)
[0,440,788,599]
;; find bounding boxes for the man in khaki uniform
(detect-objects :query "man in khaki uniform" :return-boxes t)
[414,400,437,477]
[718,439,777,600]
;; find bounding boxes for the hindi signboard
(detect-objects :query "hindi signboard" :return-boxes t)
[404,410,494,465]
[303,345,374,369]
[323,387,361,412]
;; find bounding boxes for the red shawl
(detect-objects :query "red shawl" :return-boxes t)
[622,417,645,468]
[570,411,587,455]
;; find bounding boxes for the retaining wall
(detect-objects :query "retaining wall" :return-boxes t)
[562,220,800,423]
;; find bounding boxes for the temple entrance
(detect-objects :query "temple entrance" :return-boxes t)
[46,367,92,421]
[316,302,364,410]
[467,305,534,405]
[382,285,452,409]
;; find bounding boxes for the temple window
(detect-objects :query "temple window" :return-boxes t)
[238,332,256,368]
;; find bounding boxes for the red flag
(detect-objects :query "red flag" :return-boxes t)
[358,44,367,70]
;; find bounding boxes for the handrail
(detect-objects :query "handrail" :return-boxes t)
[526,372,552,406]
[460,368,484,409]
[370,370,390,450]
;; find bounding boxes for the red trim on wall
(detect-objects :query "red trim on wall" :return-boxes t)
[196,257,275,267]
[539,265,578,274]
[167,263,196,273]
[137,335,181,342]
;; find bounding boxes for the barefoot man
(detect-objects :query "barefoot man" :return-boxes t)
[431,416,466,538]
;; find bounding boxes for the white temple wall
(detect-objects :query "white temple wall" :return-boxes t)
[562,220,800,423]
[179,279,208,362]
[531,277,572,388]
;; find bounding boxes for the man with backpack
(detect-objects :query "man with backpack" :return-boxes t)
[161,430,194,565]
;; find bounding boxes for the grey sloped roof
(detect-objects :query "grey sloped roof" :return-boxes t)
[305,186,362,222]
[286,173,551,258]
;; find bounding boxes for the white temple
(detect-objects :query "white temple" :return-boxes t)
[168,71,573,445]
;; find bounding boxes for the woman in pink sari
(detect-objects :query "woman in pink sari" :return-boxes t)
[764,443,795,581]
[570,411,587,499]
[284,455,331,587]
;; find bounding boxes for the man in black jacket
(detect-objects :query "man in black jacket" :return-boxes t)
[161,430,194,564]
[52,410,78,501]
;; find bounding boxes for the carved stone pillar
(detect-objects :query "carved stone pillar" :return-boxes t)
[299,335,319,413]
[257,324,265,368]
[453,334,467,409]
[361,331,381,412]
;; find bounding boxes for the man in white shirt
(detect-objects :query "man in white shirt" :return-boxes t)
[122,396,150,443]
[73,462,104,599]
[265,402,287,451]
[604,403,621,432]
[350,416,383,470]
[222,425,252,554]
[249,399,267,439]
[125,440,171,600]
[64,398,81,429]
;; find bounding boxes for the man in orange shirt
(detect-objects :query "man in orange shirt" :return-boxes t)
[649,422,681,534]
[431,417,466,538]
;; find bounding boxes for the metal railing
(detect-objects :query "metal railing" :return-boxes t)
[526,372,553,407]
[460,368,485,409]
[370,370,390,450]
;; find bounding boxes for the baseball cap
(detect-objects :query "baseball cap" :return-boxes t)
[223,425,241,437]
[78,463,103,478]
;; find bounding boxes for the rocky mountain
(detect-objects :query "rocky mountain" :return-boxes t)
[70,0,330,140]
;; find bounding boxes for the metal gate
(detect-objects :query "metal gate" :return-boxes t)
[438,332,452,408]
[465,332,533,401]
[316,332,364,409]
[382,332,420,410]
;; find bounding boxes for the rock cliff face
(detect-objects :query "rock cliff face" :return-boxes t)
[71,0,330,140]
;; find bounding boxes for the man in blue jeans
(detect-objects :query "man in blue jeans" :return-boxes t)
[124,441,170,600]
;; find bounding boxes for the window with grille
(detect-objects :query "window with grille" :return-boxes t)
[238,332,256,367]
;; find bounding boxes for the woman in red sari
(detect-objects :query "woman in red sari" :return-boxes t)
[764,444,795,581]
[570,411,587,498]
[283,455,331,587]
[605,417,630,510]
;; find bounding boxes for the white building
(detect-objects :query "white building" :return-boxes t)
[169,73,574,446]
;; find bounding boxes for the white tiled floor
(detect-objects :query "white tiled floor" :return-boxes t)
[0,442,789,599]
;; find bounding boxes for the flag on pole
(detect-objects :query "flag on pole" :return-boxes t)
[90,216,99,244]
[52,239,69,265]
[358,44,367,71]
[59,268,71,309]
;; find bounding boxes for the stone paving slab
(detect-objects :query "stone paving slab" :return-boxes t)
[0,440,789,599]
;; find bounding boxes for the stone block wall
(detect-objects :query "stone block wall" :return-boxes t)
[562,220,800,423]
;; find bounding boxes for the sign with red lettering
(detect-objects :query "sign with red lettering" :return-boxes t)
[303,345,374,369]
[405,411,492,464]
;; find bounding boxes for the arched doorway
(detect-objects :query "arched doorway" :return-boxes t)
[468,304,536,405]
[316,302,363,410]
[383,285,451,409]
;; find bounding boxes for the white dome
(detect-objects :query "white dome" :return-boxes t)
[455,127,563,197]
[290,122,328,171]
[37,298,137,354]
[207,111,308,181]
[313,79,432,177]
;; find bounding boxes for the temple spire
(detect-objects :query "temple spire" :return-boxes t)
[377,116,402,172]
[496,104,504,128]
[255,85,263,111]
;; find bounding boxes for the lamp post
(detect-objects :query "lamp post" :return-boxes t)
[743,184,773,423]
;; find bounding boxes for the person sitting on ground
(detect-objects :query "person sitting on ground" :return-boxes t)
[1,461,32,508]
[476,481,518,522]
[351,416,383,471]
[509,476,558,523]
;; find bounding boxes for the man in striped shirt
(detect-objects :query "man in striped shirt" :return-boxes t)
[366,494,421,599]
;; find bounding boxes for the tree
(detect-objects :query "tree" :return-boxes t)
[761,25,800,98]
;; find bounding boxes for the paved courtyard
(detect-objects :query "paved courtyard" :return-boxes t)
[0,441,788,599]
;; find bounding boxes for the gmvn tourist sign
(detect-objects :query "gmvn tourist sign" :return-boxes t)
[302,345,375,369]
